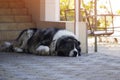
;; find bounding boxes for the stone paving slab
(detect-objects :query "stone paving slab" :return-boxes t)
[0,52,120,80]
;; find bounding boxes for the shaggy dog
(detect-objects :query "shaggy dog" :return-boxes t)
[0,28,81,57]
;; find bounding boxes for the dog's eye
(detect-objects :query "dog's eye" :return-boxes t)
[78,41,80,45]
[76,45,80,50]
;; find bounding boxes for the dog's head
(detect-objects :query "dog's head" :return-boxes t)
[55,36,81,57]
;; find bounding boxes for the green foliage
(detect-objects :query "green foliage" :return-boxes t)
[60,0,74,21]
[116,10,120,14]
[60,0,113,30]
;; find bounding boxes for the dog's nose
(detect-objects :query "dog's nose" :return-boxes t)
[73,51,78,57]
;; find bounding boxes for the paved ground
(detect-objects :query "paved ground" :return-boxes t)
[0,45,120,80]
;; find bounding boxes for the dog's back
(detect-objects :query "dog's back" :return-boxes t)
[27,28,62,54]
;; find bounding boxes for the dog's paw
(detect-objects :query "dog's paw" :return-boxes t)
[14,47,23,53]
[36,45,49,56]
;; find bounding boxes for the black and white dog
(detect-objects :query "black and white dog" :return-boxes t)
[0,28,81,57]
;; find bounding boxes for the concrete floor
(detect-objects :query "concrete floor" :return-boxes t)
[1,46,120,80]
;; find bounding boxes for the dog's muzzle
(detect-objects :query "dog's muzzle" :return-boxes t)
[69,49,79,57]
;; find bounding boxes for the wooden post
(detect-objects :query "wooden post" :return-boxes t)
[74,0,80,36]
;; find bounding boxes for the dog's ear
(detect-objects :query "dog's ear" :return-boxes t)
[78,41,81,45]
[73,39,80,46]
[55,39,61,51]
[55,37,65,51]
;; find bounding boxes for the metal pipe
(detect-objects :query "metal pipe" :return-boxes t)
[94,0,98,52]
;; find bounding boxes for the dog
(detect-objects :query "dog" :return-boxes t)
[0,28,81,57]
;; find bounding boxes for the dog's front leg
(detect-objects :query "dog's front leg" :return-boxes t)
[36,45,50,56]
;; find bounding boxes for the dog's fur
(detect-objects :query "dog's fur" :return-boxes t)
[0,28,81,57]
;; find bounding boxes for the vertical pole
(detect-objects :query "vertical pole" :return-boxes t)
[95,35,97,52]
[74,0,88,53]
[94,0,97,52]
[74,0,80,36]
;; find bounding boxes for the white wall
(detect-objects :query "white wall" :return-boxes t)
[44,0,60,21]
